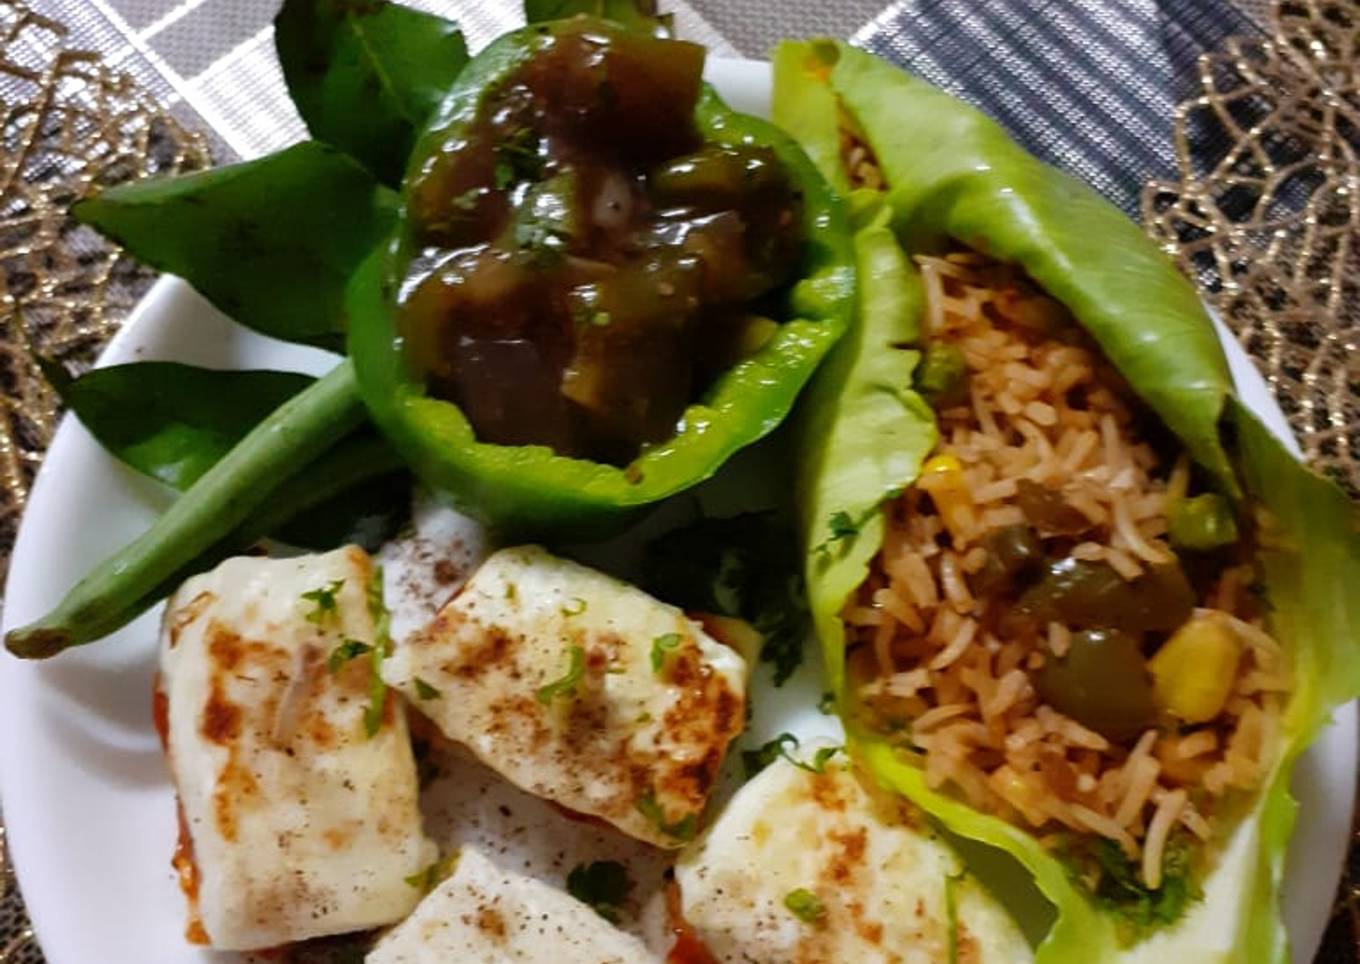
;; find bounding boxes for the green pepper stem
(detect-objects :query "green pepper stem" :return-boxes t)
[6,359,368,659]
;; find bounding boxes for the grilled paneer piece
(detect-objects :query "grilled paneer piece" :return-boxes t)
[158,547,435,950]
[366,846,658,963]
[675,750,1032,963]
[383,545,748,848]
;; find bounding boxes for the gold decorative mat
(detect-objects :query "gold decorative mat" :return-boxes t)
[0,4,206,959]
[0,0,1357,960]
[1144,0,1360,498]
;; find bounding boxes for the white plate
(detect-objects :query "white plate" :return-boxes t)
[0,58,1353,964]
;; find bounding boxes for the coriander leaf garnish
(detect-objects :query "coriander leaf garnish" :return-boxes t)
[302,578,345,624]
[537,645,585,704]
[828,510,858,540]
[803,746,842,773]
[414,677,442,700]
[561,597,587,616]
[783,887,826,924]
[818,690,836,714]
[741,732,799,778]
[741,733,841,779]
[404,854,456,894]
[650,632,683,673]
[363,565,392,738]
[635,790,696,842]
[566,860,631,923]
[813,510,861,559]
[327,638,371,673]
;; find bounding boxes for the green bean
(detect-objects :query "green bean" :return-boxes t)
[6,360,367,659]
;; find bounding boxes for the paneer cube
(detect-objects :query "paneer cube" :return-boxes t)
[158,547,436,950]
[383,545,747,848]
[675,749,1032,962]
[366,846,657,963]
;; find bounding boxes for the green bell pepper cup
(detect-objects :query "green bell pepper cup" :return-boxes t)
[778,39,1360,963]
[349,20,855,540]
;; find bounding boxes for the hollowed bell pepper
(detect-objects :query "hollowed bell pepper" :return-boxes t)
[348,18,854,539]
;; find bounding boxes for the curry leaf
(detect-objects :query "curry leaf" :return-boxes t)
[275,0,469,185]
[73,141,398,350]
[39,359,312,491]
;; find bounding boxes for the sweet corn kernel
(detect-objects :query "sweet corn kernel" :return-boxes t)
[1149,613,1242,724]
[922,453,964,477]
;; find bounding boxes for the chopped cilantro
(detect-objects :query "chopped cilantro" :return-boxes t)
[505,582,518,602]
[566,860,631,923]
[650,632,683,673]
[828,510,858,540]
[451,187,481,212]
[802,746,841,773]
[414,677,442,701]
[635,790,696,842]
[741,733,841,779]
[363,566,392,739]
[327,638,371,673]
[561,597,588,617]
[302,579,345,624]
[783,888,826,924]
[741,733,799,778]
[493,127,545,187]
[1060,832,1202,943]
[818,691,836,715]
[813,510,861,559]
[404,854,456,894]
[536,645,585,704]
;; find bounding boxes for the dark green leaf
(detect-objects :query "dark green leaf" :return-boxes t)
[39,358,410,551]
[328,638,372,672]
[536,645,586,704]
[73,141,398,350]
[644,512,808,685]
[39,360,313,491]
[523,0,673,36]
[566,861,631,923]
[275,0,469,185]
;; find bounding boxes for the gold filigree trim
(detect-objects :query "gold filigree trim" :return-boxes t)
[0,3,208,961]
[1143,0,1360,495]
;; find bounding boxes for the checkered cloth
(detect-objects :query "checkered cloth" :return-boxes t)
[64,0,1265,187]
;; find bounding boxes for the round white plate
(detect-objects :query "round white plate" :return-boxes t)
[0,58,1353,964]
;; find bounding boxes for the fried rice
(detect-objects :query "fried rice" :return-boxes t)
[845,251,1289,890]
